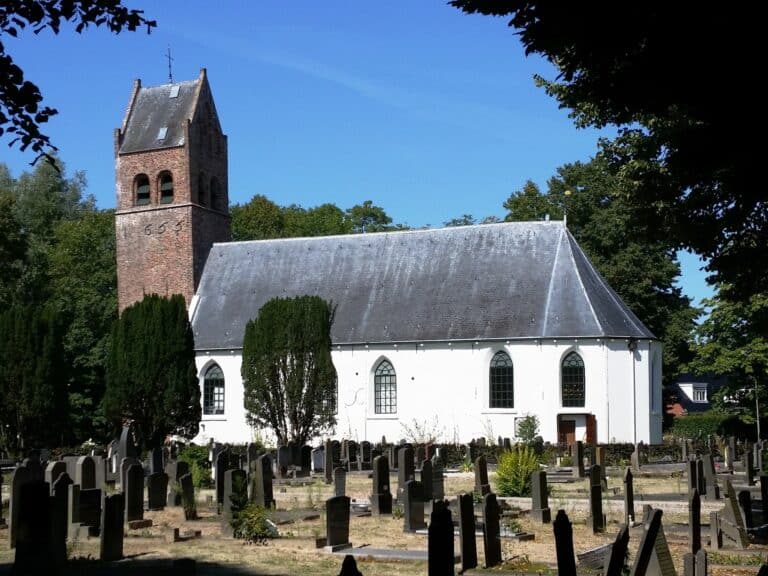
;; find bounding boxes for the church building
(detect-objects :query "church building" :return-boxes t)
[115,71,663,447]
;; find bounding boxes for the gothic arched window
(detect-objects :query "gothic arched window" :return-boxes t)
[561,352,585,407]
[134,174,150,206]
[159,172,174,204]
[489,351,514,408]
[203,364,225,415]
[374,360,397,414]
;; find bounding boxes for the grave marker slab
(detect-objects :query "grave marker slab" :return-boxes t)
[474,455,491,497]
[431,454,445,501]
[403,480,426,532]
[124,462,144,522]
[100,493,124,561]
[334,467,347,498]
[553,510,577,576]
[250,454,275,509]
[458,492,477,572]
[326,496,351,550]
[13,481,53,574]
[531,471,551,523]
[689,489,701,555]
[44,461,67,493]
[223,469,247,520]
[421,459,433,501]
[624,467,636,525]
[482,493,502,568]
[604,525,630,576]
[428,499,454,576]
[370,455,392,516]
[147,472,168,511]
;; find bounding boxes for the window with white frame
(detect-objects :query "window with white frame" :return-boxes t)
[203,364,225,415]
[374,360,397,414]
[693,387,707,402]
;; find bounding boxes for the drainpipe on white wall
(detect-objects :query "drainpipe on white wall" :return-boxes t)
[628,338,638,444]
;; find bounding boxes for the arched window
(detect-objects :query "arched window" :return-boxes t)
[561,352,585,407]
[203,364,225,415]
[134,174,150,206]
[489,351,514,408]
[159,172,174,204]
[374,360,397,414]
[197,172,207,206]
[210,177,220,211]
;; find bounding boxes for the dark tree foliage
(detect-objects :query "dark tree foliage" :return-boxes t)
[503,158,698,385]
[0,172,27,307]
[105,293,199,450]
[0,304,68,453]
[0,1,155,164]
[242,296,337,445]
[450,2,761,302]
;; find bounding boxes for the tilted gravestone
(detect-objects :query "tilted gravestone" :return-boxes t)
[428,499,454,576]
[689,489,701,555]
[624,467,636,525]
[738,490,753,529]
[250,454,275,509]
[100,493,124,562]
[13,480,54,575]
[147,472,168,511]
[334,467,347,498]
[719,480,750,548]
[325,496,351,549]
[403,480,426,532]
[431,454,445,501]
[474,455,491,497]
[702,454,721,500]
[531,471,551,523]
[370,455,392,515]
[553,510,577,576]
[604,525,630,576]
[458,492,477,572]
[44,461,67,494]
[421,459,433,501]
[630,508,676,576]
[482,493,502,568]
[124,463,144,523]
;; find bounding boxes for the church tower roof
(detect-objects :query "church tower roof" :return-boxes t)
[190,220,655,349]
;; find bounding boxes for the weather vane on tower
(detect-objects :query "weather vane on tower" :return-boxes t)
[166,46,174,84]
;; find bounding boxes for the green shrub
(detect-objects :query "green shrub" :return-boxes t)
[516,415,540,445]
[495,445,540,497]
[232,503,273,545]
[669,412,734,440]
[178,444,214,488]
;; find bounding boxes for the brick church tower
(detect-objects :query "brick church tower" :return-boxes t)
[115,68,230,311]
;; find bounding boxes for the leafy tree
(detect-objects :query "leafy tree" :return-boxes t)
[48,209,117,441]
[0,169,26,307]
[444,214,476,227]
[242,296,337,445]
[450,2,761,302]
[0,304,68,454]
[503,158,698,385]
[345,200,394,233]
[1,1,155,164]
[690,290,768,425]
[104,294,200,450]
[231,195,284,241]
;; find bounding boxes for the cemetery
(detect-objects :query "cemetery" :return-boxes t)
[2,431,768,575]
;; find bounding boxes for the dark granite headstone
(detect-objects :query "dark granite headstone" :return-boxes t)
[250,453,275,509]
[79,488,102,533]
[573,441,586,477]
[696,457,706,497]
[277,445,290,478]
[124,463,144,522]
[397,446,415,502]
[702,454,720,500]
[324,439,333,484]
[100,493,124,561]
[689,489,701,555]
[223,469,247,520]
[738,490,753,529]
[428,499,454,576]
[726,437,736,471]
[180,473,195,520]
[474,455,491,497]
[360,441,372,467]
[431,454,445,501]
[118,424,138,460]
[300,445,312,475]
[9,465,32,548]
[51,473,72,567]
[624,467,636,525]
[403,480,426,532]
[326,495,351,548]
[334,467,347,497]
[531,470,551,523]
[119,456,139,491]
[370,455,392,515]
[247,443,260,470]
[482,493,502,567]
[147,472,168,511]
[588,465,605,533]
[13,481,53,574]
[630,508,676,576]
[604,524,630,576]
[215,449,231,504]
[458,492,477,572]
[553,510,576,576]
[44,461,67,493]
[746,451,756,486]
[150,447,164,475]
[687,459,698,493]
[421,459,433,501]
[67,484,81,540]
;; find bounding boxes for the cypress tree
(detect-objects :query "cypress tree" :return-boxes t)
[242,296,337,445]
[104,294,200,450]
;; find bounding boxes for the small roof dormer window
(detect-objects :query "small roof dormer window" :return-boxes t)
[157,126,168,140]
[169,85,180,98]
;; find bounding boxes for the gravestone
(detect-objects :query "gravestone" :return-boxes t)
[250,454,275,509]
[277,445,290,478]
[726,437,736,472]
[403,480,426,532]
[689,489,701,555]
[334,467,347,498]
[687,459,698,493]
[681,439,689,462]
[223,469,247,520]
[754,442,764,472]
[531,471,551,523]
[631,442,642,471]
[746,451,756,486]
[44,461,67,493]
[147,472,168,511]
[415,446,426,469]
[588,465,605,533]
[119,456,139,492]
[360,441,372,469]
[124,462,144,522]
[421,459,433,501]
[458,492,477,572]
[695,549,707,576]
[150,447,164,475]
[346,441,358,471]
[325,496,351,549]
[165,460,190,507]
[67,484,81,540]
[13,480,53,575]
[179,473,195,520]
[77,455,97,490]
[696,458,706,497]
[624,467,636,525]
[431,454,445,501]
[482,493,502,568]
[118,424,138,460]
[762,476,768,524]
[387,445,397,470]
[338,555,363,576]
[604,525,630,576]
[720,480,749,548]
[629,508,675,576]
[51,473,72,567]
[738,490,753,529]
[702,454,721,500]
[370,455,392,515]
[324,439,333,484]
[9,465,32,549]
[0,471,4,526]
[474,455,491,497]
[553,510,577,576]
[81,489,103,536]
[246,443,260,470]
[397,446,415,502]
[92,455,106,490]
[573,441,586,478]
[300,445,312,476]
[215,449,231,504]
[100,493,124,561]
[428,499,454,576]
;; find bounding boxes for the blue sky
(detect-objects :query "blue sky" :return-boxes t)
[1,1,714,308]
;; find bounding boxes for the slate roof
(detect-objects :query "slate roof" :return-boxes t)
[119,80,198,154]
[191,221,655,350]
